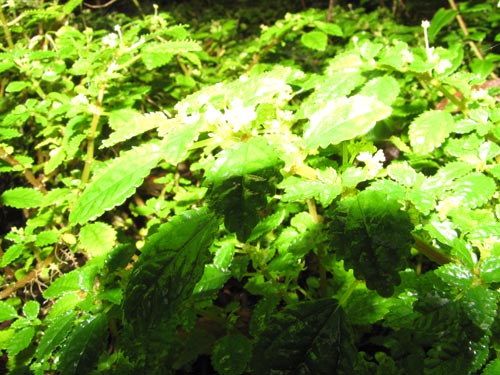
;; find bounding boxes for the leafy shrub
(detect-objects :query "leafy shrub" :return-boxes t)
[1,0,500,374]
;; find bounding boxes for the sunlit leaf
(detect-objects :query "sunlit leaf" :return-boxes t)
[79,221,116,257]
[409,110,454,154]
[0,187,44,209]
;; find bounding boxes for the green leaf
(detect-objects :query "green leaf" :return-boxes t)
[205,138,284,242]
[123,208,218,336]
[251,299,356,374]
[387,161,420,187]
[0,243,24,267]
[212,334,253,375]
[409,110,454,155]
[58,313,108,375]
[101,110,164,148]
[193,264,231,300]
[159,115,205,164]
[482,358,500,375]
[359,76,400,106]
[7,326,35,356]
[279,169,341,207]
[35,230,58,247]
[300,31,328,51]
[79,222,116,257]
[434,263,472,289]
[69,141,163,225]
[34,311,77,362]
[428,9,458,43]
[463,286,497,332]
[314,21,342,37]
[141,40,201,70]
[23,301,40,320]
[5,81,30,93]
[480,257,500,283]
[43,264,99,299]
[303,95,392,150]
[0,301,18,322]
[449,173,496,209]
[1,187,44,209]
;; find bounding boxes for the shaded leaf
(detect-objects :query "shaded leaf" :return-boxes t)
[7,326,35,356]
[58,313,108,375]
[428,9,458,43]
[34,311,77,362]
[251,299,356,374]
[212,334,253,375]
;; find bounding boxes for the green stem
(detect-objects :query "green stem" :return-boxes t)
[412,234,452,265]
[0,6,14,50]
[0,147,47,193]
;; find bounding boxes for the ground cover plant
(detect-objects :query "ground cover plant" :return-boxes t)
[1,0,500,373]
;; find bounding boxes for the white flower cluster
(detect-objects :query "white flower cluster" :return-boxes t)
[356,149,385,178]
[204,99,257,133]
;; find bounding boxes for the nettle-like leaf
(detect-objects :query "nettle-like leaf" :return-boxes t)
[212,333,253,375]
[409,110,454,155]
[446,173,496,209]
[303,95,392,150]
[58,313,108,375]
[204,137,284,242]
[141,40,201,70]
[0,187,44,209]
[79,221,117,257]
[0,301,18,322]
[330,189,414,297]
[69,141,163,225]
[359,76,400,106]
[122,208,218,337]
[251,299,357,374]
[101,110,165,148]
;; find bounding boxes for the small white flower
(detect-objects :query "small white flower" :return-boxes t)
[224,99,257,133]
[401,49,414,64]
[204,105,222,125]
[421,20,430,29]
[71,93,89,106]
[434,58,452,74]
[357,149,385,177]
[102,33,119,48]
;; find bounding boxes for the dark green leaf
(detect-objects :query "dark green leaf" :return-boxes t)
[212,334,253,375]
[58,313,108,375]
[34,311,77,361]
[7,326,35,356]
[251,299,356,375]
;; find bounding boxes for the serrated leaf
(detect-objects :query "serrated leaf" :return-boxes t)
[314,21,342,37]
[0,243,24,267]
[69,141,163,225]
[79,221,116,257]
[450,173,496,208]
[359,76,400,106]
[212,334,253,375]
[463,286,497,332]
[303,95,392,150]
[434,263,473,289]
[409,110,454,155]
[480,257,500,283]
[35,230,58,247]
[141,40,201,70]
[34,311,77,361]
[205,138,283,241]
[0,301,18,322]
[300,30,327,51]
[123,208,218,334]
[251,299,356,374]
[58,313,108,375]
[388,161,420,186]
[101,110,165,148]
[1,187,44,208]
[482,358,500,375]
[6,81,30,93]
[159,115,204,164]
[279,175,341,207]
[7,326,35,356]
[43,264,99,299]
[193,264,231,300]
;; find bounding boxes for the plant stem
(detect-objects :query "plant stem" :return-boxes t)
[412,234,452,265]
[81,85,106,185]
[447,0,498,79]
[0,147,47,194]
[0,6,14,50]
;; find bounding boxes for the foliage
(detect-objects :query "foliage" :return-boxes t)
[1,0,500,374]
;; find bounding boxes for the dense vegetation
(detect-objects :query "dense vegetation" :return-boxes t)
[1,0,500,373]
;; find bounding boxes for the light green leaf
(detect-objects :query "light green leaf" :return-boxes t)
[43,264,99,299]
[313,21,342,37]
[300,31,328,51]
[79,222,116,257]
[23,301,40,320]
[480,257,500,283]
[0,301,18,322]
[212,334,253,375]
[0,243,24,267]
[58,313,108,375]
[303,95,392,150]
[141,40,201,70]
[159,115,204,164]
[6,81,30,93]
[193,264,231,300]
[102,110,164,148]
[409,110,454,155]
[434,262,472,289]
[451,173,496,208]
[34,311,77,363]
[35,230,58,247]
[387,162,420,187]
[359,76,400,106]
[279,174,341,207]
[69,141,163,225]
[482,358,500,375]
[1,187,44,209]
[428,9,458,43]
[7,326,35,356]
